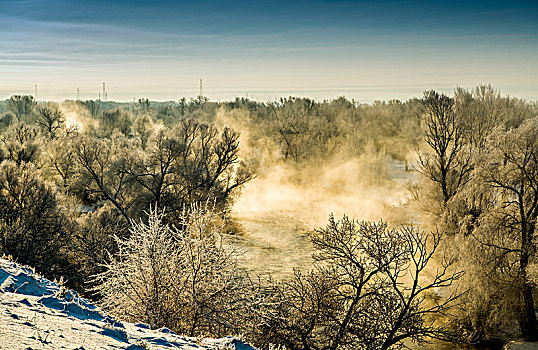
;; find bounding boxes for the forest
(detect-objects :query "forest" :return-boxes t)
[0,84,536,349]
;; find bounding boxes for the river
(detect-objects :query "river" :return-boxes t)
[228,158,415,278]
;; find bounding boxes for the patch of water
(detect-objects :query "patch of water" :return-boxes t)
[228,210,314,278]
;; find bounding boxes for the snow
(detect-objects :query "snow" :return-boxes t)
[504,341,538,350]
[0,258,257,350]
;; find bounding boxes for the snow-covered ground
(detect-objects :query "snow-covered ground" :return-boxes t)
[0,258,257,350]
[504,341,538,350]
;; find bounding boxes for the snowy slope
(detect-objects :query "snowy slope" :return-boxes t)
[0,258,257,350]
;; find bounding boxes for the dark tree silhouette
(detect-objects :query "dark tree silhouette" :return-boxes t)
[252,216,463,350]
[36,103,65,139]
[418,90,471,203]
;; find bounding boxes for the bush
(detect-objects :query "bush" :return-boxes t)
[69,204,130,292]
[0,160,71,279]
[94,204,252,337]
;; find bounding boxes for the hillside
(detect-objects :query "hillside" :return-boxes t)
[0,258,256,350]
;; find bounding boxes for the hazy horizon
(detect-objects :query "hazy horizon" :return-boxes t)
[1,0,537,102]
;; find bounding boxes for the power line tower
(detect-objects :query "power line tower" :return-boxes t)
[199,79,203,98]
[77,88,80,101]
[102,82,106,101]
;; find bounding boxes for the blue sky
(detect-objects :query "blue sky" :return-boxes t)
[0,0,537,102]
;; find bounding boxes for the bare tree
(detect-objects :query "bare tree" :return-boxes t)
[418,90,471,203]
[137,98,150,113]
[270,98,316,163]
[72,134,134,223]
[70,119,253,227]
[36,103,65,139]
[45,134,77,190]
[81,100,102,118]
[68,203,130,293]
[252,216,463,350]
[124,119,254,224]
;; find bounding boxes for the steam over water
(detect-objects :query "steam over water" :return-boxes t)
[228,210,314,278]
[228,161,485,350]
[229,159,416,278]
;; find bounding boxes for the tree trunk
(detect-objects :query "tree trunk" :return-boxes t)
[519,224,537,340]
[520,282,537,341]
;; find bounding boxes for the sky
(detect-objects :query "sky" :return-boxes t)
[0,0,537,102]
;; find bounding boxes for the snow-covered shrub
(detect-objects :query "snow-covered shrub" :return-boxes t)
[94,204,251,337]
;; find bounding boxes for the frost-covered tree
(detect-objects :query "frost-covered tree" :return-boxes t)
[7,95,36,122]
[454,118,538,340]
[0,122,41,165]
[132,114,154,149]
[94,205,251,337]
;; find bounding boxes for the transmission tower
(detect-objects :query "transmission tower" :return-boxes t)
[199,79,203,98]
[77,88,80,101]
[102,82,106,101]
